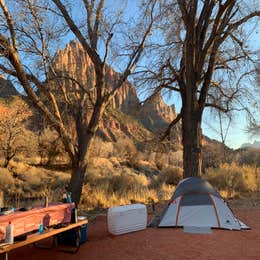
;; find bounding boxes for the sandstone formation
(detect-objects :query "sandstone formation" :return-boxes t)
[52,41,180,141]
[53,41,140,113]
[0,41,180,143]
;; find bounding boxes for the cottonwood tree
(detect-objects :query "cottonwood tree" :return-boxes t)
[0,0,156,205]
[138,0,260,178]
[0,97,37,167]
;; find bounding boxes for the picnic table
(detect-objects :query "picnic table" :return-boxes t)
[0,219,88,260]
[0,203,75,240]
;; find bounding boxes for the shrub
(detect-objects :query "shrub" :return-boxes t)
[130,159,159,176]
[88,157,114,172]
[202,144,224,171]
[113,137,137,160]
[109,157,121,168]
[38,127,65,165]
[110,169,149,195]
[157,183,174,201]
[0,168,14,190]
[50,172,70,190]
[168,151,183,167]
[154,153,169,170]
[8,161,30,175]
[19,168,49,194]
[86,167,114,186]
[158,166,183,185]
[80,167,173,210]
[90,138,114,158]
[237,148,260,167]
[205,163,258,196]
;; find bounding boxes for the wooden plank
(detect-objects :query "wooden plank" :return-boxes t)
[0,220,87,254]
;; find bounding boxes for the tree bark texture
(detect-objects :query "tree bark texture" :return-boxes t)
[67,90,107,206]
[182,107,202,178]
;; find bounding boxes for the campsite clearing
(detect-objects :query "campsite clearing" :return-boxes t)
[6,207,260,260]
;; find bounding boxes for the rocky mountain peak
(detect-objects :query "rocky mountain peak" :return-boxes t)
[137,92,177,132]
[52,40,180,141]
[0,75,19,97]
[53,40,139,113]
[0,40,181,144]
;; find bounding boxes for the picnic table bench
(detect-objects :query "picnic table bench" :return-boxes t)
[0,219,88,260]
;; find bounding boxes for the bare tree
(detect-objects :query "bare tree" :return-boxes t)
[247,117,260,136]
[0,0,156,205]
[138,0,260,178]
[248,57,260,136]
[0,97,37,167]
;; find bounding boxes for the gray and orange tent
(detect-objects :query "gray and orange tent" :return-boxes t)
[150,177,249,230]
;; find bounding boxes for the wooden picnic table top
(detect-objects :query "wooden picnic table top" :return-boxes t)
[0,219,88,254]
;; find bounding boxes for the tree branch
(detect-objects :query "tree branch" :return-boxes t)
[93,0,105,49]
[228,11,260,31]
[160,111,182,141]
[0,0,17,49]
[52,0,102,67]
[204,103,230,113]
[105,0,156,102]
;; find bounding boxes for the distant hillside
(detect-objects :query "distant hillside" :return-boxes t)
[241,141,260,149]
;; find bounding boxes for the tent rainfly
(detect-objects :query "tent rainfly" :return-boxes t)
[150,177,249,230]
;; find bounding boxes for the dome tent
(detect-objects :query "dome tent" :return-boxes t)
[150,177,249,230]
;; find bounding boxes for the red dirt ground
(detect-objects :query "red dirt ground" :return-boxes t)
[7,207,260,260]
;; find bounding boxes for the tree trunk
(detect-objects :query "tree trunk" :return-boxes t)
[67,102,105,206]
[182,107,202,178]
[68,132,92,207]
[68,162,87,207]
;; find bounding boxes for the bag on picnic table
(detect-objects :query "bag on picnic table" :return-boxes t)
[56,224,87,246]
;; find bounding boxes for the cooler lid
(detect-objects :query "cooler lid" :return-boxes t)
[108,204,146,213]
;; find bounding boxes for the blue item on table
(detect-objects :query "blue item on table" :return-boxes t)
[38,223,44,234]
[56,224,87,246]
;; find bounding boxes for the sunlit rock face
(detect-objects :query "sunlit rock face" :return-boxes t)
[138,93,176,132]
[51,40,180,142]
[52,40,139,113]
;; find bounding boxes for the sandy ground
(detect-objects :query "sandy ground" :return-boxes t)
[7,207,260,260]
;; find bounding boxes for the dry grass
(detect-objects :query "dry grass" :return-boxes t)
[205,163,260,198]
[0,161,70,202]
[80,162,259,210]
[0,168,15,189]
[80,165,174,210]
[1,155,259,211]
[158,166,183,185]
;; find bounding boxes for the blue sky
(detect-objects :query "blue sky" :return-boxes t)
[36,0,260,149]
[5,0,259,149]
[163,93,259,149]
[202,24,260,149]
[143,1,260,149]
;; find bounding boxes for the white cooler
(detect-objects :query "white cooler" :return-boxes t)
[107,203,147,235]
